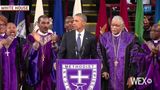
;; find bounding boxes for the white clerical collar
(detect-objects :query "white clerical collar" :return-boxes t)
[112,31,122,37]
[48,29,53,34]
[76,29,85,46]
[37,30,49,36]
[153,39,160,43]
[0,33,5,37]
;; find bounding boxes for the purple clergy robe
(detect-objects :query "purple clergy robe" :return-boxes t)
[23,33,56,90]
[137,41,160,90]
[0,34,7,90]
[0,34,7,40]
[99,31,134,90]
[0,38,19,90]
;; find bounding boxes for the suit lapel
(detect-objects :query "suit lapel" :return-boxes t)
[82,31,87,48]
[73,31,76,43]
[72,31,77,49]
[81,31,88,53]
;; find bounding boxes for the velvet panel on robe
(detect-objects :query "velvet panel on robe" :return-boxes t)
[97,41,109,90]
[0,38,20,90]
[99,31,134,90]
[22,34,56,90]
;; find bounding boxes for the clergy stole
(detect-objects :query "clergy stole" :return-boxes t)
[113,36,120,67]
[39,34,53,62]
[4,36,15,57]
[112,36,121,89]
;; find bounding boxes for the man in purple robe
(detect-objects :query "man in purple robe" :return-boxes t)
[0,22,22,90]
[98,16,134,90]
[138,23,160,90]
[22,15,57,90]
[0,15,8,90]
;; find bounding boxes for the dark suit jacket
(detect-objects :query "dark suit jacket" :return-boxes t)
[58,30,97,59]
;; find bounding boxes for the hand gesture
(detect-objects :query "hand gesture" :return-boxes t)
[100,24,107,35]
[32,32,41,42]
[127,77,134,88]
[0,39,8,45]
[151,47,159,55]
[102,72,109,80]
[51,33,58,43]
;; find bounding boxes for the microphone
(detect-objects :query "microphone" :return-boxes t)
[75,46,85,59]
[80,46,85,59]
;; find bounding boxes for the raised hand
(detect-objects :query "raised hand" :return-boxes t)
[0,39,8,45]
[151,47,159,55]
[102,72,109,80]
[100,24,107,35]
[32,32,41,42]
[51,33,58,43]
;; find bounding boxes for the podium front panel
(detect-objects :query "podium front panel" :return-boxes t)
[57,59,101,90]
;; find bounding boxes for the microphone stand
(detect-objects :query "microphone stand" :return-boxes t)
[75,46,85,59]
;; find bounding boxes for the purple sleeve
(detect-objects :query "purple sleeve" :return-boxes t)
[22,35,40,86]
[51,48,57,83]
[25,48,40,86]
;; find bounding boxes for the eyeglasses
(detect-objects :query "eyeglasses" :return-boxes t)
[0,24,6,28]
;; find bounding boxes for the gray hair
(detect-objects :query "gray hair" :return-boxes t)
[112,15,125,27]
[74,13,87,22]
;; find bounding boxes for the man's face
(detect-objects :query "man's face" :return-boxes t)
[73,16,85,31]
[65,18,74,31]
[111,18,123,35]
[143,17,150,29]
[150,30,160,40]
[38,18,50,33]
[6,23,17,37]
[0,20,7,34]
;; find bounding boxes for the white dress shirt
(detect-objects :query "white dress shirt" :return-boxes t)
[76,29,85,47]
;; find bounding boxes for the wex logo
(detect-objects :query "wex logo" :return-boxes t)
[130,77,152,85]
